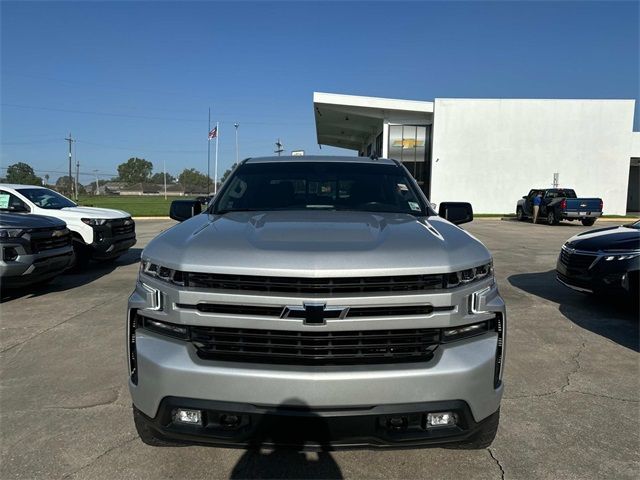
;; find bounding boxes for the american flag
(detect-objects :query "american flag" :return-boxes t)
[208,126,218,140]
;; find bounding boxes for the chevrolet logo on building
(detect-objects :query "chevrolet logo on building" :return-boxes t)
[392,139,425,149]
[281,303,350,325]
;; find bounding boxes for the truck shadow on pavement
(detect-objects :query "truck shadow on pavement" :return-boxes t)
[508,270,639,352]
[0,247,142,303]
[229,399,343,480]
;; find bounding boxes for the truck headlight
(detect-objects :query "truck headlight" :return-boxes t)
[81,218,109,226]
[140,259,186,286]
[441,319,493,342]
[0,228,25,239]
[445,261,493,288]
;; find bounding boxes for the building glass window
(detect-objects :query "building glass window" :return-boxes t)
[375,132,383,157]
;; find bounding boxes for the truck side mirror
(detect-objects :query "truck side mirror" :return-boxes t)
[170,200,202,222]
[438,202,473,225]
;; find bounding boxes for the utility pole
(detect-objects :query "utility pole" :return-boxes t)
[65,133,75,197]
[75,154,80,201]
[234,123,239,165]
[274,138,284,156]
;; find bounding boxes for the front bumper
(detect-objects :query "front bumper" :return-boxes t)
[0,247,74,287]
[128,277,506,430]
[134,397,498,449]
[556,255,639,295]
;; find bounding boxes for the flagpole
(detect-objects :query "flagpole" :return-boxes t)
[207,107,211,195]
[214,121,219,195]
[163,159,167,200]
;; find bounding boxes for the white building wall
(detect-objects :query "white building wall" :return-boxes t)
[430,99,636,215]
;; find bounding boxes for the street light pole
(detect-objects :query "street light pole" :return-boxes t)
[234,123,239,165]
[93,170,99,195]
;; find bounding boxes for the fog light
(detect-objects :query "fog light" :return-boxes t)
[3,247,18,261]
[426,412,456,427]
[174,408,202,425]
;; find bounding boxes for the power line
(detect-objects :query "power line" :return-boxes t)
[1,103,314,126]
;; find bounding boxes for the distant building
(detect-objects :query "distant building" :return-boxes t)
[314,92,639,214]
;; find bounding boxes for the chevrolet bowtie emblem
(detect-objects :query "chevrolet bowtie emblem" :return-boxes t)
[281,303,350,325]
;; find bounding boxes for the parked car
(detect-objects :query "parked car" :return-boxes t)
[0,184,136,267]
[556,220,640,298]
[0,211,74,288]
[516,188,602,226]
[128,156,506,449]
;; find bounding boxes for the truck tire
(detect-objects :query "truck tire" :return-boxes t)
[581,218,596,226]
[448,409,500,449]
[71,240,91,270]
[516,207,526,221]
[547,211,559,226]
[133,407,182,447]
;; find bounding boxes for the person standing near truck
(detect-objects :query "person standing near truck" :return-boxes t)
[533,192,543,224]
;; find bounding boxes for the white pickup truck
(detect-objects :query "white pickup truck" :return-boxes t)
[0,184,136,266]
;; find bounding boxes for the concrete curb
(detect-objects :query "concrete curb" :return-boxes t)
[133,216,172,220]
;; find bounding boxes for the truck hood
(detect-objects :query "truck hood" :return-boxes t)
[143,211,491,276]
[57,206,131,219]
[0,212,66,229]
[566,225,640,252]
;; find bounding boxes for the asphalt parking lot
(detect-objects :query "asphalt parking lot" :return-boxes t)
[1,219,638,480]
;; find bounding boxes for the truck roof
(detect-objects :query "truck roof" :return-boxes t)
[244,155,398,165]
[0,184,48,190]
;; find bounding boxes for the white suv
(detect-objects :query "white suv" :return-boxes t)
[0,184,136,266]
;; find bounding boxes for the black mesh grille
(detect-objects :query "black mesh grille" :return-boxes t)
[189,326,440,365]
[30,228,72,253]
[109,219,135,236]
[559,249,597,272]
[185,273,445,294]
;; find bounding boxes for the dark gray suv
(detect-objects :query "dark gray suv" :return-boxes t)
[0,212,74,288]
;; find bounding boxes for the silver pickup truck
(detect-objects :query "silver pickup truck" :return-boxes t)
[128,156,506,449]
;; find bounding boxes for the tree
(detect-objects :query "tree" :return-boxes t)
[5,162,42,186]
[55,176,74,196]
[117,157,153,185]
[220,163,237,184]
[150,172,175,184]
[178,168,212,193]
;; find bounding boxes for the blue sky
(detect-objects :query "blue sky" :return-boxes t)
[1,1,638,184]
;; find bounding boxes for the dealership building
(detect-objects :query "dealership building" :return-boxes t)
[313,92,639,215]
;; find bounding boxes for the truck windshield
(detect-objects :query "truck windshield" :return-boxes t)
[17,188,77,209]
[546,189,577,199]
[215,161,427,215]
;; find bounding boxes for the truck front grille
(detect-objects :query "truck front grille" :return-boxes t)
[177,302,454,318]
[109,219,135,236]
[185,273,445,294]
[190,326,440,365]
[30,228,72,253]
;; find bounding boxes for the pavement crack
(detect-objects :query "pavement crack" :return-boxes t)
[0,294,121,355]
[561,341,586,393]
[61,436,137,479]
[488,448,506,480]
[569,390,639,403]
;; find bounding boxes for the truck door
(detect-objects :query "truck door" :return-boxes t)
[523,190,537,215]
